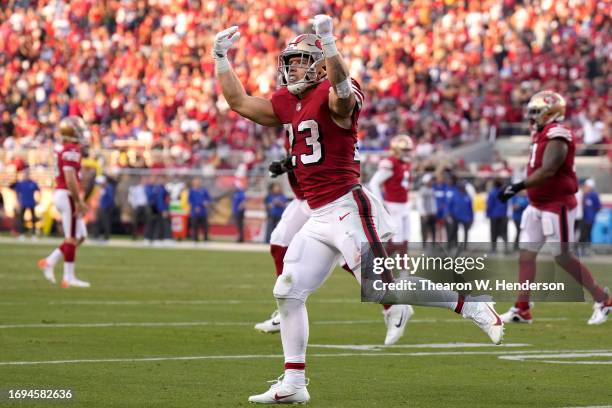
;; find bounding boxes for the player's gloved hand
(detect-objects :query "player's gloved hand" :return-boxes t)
[313,15,338,57]
[312,15,334,41]
[497,181,525,203]
[268,156,295,178]
[212,26,241,59]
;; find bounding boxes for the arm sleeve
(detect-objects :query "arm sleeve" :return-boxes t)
[367,161,393,201]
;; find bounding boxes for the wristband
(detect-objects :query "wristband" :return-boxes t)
[214,56,231,74]
[319,36,338,58]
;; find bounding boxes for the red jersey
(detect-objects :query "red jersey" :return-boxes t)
[287,172,305,200]
[271,79,364,209]
[527,123,578,212]
[54,143,82,190]
[380,156,411,203]
[283,136,305,200]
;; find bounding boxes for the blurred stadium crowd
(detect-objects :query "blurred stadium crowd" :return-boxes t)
[0,0,610,172]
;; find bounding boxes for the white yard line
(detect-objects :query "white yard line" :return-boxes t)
[3,236,612,261]
[309,343,531,350]
[0,318,570,329]
[561,406,612,408]
[0,299,357,306]
[1,349,609,367]
[0,236,269,252]
[499,352,612,365]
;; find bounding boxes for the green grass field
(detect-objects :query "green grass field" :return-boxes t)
[0,242,611,408]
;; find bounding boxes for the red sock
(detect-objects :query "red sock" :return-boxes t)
[556,255,607,302]
[61,242,76,263]
[454,294,465,314]
[341,263,354,276]
[516,255,536,310]
[270,245,288,277]
[284,362,305,370]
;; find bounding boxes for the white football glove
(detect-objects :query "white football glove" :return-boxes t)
[212,26,241,59]
[312,15,334,42]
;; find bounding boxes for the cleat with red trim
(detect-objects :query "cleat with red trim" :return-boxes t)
[38,258,56,284]
[500,306,533,324]
[248,375,310,404]
[462,298,504,345]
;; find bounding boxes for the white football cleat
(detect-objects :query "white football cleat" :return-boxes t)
[255,310,281,333]
[38,258,56,284]
[61,278,91,288]
[248,375,310,404]
[462,298,504,345]
[383,305,414,345]
[500,306,533,324]
[588,289,611,325]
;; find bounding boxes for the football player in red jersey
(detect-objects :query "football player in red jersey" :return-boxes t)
[498,91,611,325]
[38,116,91,288]
[214,16,503,404]
[256,157,412,347]
[369,134,414,245]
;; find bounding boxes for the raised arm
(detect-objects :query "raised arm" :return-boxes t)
[312,15,357,122]
[213,26,280,127]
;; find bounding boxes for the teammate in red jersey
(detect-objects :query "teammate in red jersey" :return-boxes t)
[214,15,503,404]
[369,134,414,245]
[38,116,91,288]
[498,91,611,325]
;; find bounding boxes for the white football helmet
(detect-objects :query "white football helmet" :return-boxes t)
[277,34,326,95]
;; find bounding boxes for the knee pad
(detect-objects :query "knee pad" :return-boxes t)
[273,272,294,298]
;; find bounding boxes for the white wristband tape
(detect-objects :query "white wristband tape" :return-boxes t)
[335,76,352,98]
[320,36,338,58]
[214,56,231,74]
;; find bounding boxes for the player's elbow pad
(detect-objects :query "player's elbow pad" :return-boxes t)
[335,77,353,99]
